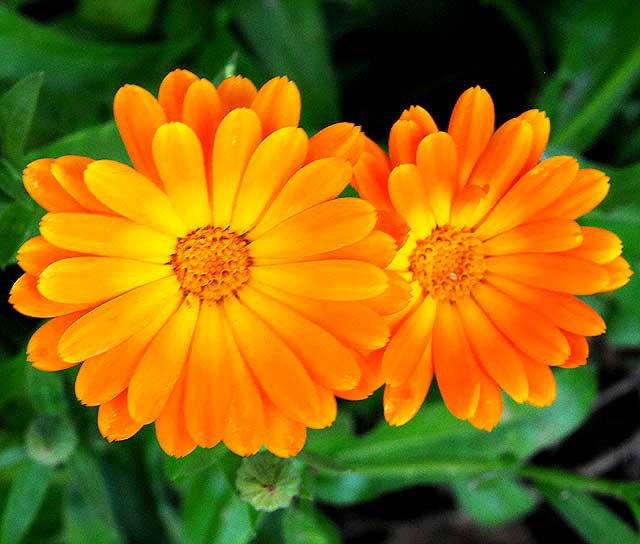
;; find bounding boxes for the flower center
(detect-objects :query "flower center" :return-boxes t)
[409,225,485,301]
[171,226,251,301]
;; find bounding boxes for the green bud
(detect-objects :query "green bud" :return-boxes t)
[235,451,301,512]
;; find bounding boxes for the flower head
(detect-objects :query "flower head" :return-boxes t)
[10,70,396,458]
[359,86,632,430]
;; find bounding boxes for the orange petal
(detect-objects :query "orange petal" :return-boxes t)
[389,106,438,165]
[58,276,181,362]
[432,301,481,419]
[50,156,112,214]
[383,342,433,425]
[38,257,172,305]
[251,77,301,135]
[456,295,529,402]
[252,283,389,351]
[449,183,489,228]
[472,281,570,365]
[475,157,579,237]
[113,84,166,182]
[17,236,81,276]
[416,131,458,225]
[306,122,365,165]
[184,302,231,448]
[10,274,90,318]
[485,253,610,295]
[224,296,320,425]
[23,159,84,212]
[381,295,435,387]
[521,357,556,407]
[182,78,224,174]
[152,122,210,229]
[263,402,306,458]
[468,371,503,431]
[211,108,262,227]
[535,168,610,220]
[518,109,550,174]
[239,287,361,391]
[157,69,199,121]
[217,75,258,113]
[222,319,265,456]
[155,374,197,458]
[337,350,384,401]
[486,274,606,336]
[482,218,583,255]
[560,332,589,368]
[361,269,412,315]
[251,260,388,301]
[400,105,438,133]
[27,311,88,371]
[85,160,187,236]
[40,213,175,263]
[566,226,622,264]
[602,256,633,290]
[447,86,495,186]
[305,385,337,430]
[309,229,396,268]
[98,390,143,442]
[250,157,351,238]
[249,198,376,262]
[75,297,180,406]
[353,140,393,210]
[128,297,199,424]
[468,118,533,220]
[388,164,436,237]
[231,127,308,232]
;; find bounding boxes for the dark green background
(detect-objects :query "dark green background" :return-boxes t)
[0,1,639,542]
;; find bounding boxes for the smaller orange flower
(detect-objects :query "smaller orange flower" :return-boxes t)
[356,86,632,430]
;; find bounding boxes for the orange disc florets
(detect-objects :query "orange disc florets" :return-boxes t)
[171,226,251,301]
[409,226,485,301]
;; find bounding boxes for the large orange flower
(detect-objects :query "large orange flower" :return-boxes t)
[9,70,398,458]
[355,87,632,430]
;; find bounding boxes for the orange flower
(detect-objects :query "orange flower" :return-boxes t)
[360,86,632,430]
[10,70,396,458]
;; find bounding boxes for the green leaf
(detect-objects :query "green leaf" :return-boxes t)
[0,200,36,267]
[540,485,640,544]
[26,121,130,164]
[26,365,67,415]
[78,0,161,36]
[0,351,27,408]
[0,459,54,544]
[234,0,340,130]
[182,468,257,544]
[164,444,228,480]
[62,450,124,544]
[0,159,30,206]
[310,368,596,504]
[282,502,341,544]
[25,414,77,466]
[0,72,44,162]
[453,475,538,526]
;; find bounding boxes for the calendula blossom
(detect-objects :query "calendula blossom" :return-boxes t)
[353,86,632,430]
[10,70,401,458]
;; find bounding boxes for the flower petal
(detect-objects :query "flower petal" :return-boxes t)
[263,402,306,458]
[239,286,361,391]
[50,156,112,213]
[59,276,181,362]
[98,390,143,442]
[128,297,199,424]
[217,75,258,112]
[482,218,583,255]
[184,302,231,448]
[17,236,81,276]
[27,311,88,371]
[38,257,172,304]
[306,122,364,165]
[152,122,210,230]
[472,281,570,365]
[10,274,90,318]
[468,372,503,431]
[158,69,198,121]
[518,109,550,174]
[249,198,376,262]
[388,164,436,238]
[231,127,308,233]
[155,374,197,458]
[521,357,556,407]
[211,108,262,227]
[485,253,610,295]
[250,157,351,238]
[85,160,187,236]
[251,76,301,135]
[23,159,84,212]
[224,295,320,425]
[565,226,622,264]
[113,84,166,182]
[40,213,176,263]
[251,259,388,301]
